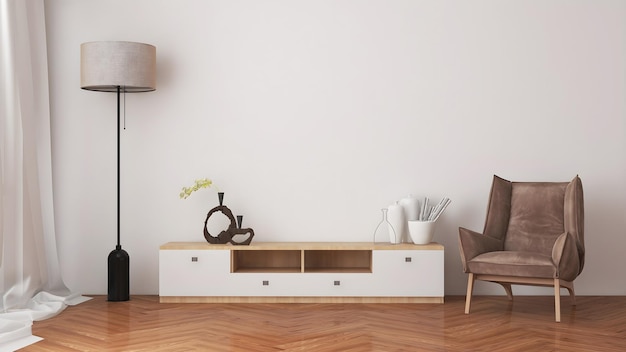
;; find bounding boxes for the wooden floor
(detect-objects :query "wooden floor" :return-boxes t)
[23,295,626,351]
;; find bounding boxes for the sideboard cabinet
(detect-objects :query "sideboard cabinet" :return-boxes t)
[159,242,444,303]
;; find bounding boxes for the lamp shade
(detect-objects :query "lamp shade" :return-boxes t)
[81,41,156,93]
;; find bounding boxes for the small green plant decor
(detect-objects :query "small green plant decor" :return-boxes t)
[179,178,213,199]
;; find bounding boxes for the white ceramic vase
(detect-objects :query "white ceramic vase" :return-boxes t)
[387,202,405,244]
[399,194,420,221]
[398,195,420,242]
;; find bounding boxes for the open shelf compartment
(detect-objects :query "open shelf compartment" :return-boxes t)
[231,250,302,273]
[303,250,372,273]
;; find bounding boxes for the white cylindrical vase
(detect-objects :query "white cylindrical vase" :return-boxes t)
[398,195,420,242]
[387,202,405,244]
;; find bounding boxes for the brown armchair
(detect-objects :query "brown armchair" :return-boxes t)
[459,175,584,322]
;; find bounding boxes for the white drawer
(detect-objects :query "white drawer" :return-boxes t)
[159,250,230,296]
[227,273,304,296]
[298,273,374,296]
[226,272,374,297]
[372,250,444,296]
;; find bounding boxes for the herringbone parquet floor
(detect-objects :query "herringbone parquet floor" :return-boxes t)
[23,295,626,351]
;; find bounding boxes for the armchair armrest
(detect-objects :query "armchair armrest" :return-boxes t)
[552,232,581,281]
[458,227,503,272]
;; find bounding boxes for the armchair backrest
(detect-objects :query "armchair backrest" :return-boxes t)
[505,182,567,256]
[483,175,585,273]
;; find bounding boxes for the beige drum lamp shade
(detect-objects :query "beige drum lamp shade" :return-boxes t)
[80,41,156,93]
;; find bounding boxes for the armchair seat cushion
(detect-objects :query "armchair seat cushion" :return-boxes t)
[467,251,556,279]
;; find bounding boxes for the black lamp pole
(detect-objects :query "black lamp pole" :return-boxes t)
[107,85,130,301]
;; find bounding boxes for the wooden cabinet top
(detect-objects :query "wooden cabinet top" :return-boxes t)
[160,242,444,251]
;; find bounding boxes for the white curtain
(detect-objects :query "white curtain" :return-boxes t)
[0,0,88,350]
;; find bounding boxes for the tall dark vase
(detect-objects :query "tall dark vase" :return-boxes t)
[108,245,130,301]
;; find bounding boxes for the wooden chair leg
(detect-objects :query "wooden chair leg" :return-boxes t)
[554,278,561,323]
[465,273,475,314]
[564,282,576,306]
[500,283,513,300]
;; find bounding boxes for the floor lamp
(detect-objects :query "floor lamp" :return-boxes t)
[80,41,156,301]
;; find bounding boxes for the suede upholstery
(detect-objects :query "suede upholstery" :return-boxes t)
[459,175,584,282]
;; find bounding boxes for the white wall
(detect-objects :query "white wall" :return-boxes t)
[44,0,626,296]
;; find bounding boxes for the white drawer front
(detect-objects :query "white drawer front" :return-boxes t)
[159,250,230,296]
[226,273,374,297]
[372,250,444,296]
[298,273,374,296]
[227,273,305,296]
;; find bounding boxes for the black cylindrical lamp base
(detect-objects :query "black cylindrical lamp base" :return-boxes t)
[108,246,130,301]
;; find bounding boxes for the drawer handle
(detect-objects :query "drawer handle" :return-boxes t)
[191,257,198,262]
[262,280,269,286]
[334,280,341,286]
[405,257,412,262]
